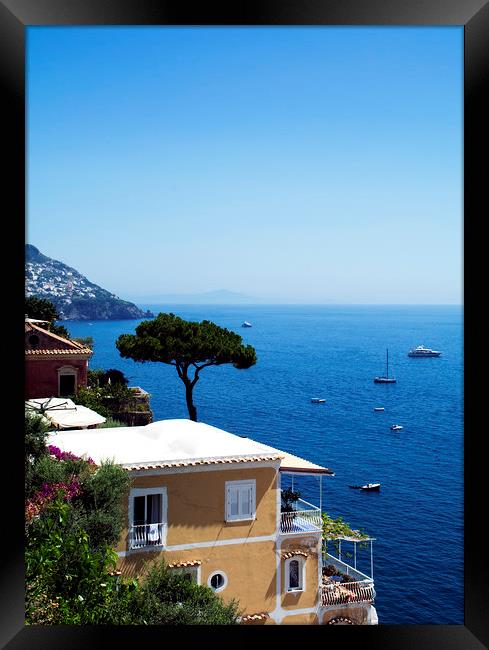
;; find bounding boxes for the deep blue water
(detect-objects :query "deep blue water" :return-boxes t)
[62,304,463,625]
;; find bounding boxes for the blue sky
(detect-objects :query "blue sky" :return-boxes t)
[27,26,463,304]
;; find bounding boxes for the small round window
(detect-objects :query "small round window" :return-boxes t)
[29,334,40,347]
[208,571,227,593]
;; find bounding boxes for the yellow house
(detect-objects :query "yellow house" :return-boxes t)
[47,419,378,625]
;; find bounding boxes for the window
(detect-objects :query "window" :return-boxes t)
[170,566,200,584]
[225,480,256,522]
[208,571,227,593]
[129,487,167,549]
[59,374,76,397]
[58,366,77,397]
[285,557,305,592]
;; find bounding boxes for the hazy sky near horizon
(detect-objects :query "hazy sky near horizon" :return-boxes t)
[27,26,462,304]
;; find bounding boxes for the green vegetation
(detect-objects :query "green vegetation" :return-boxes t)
[98,417,126,428]
[107,560,241,625]
[72,386,111,418]
[281,487,302,512]
[25,296,70,338]
[72,336,94,349]
[75,368,151,423]
[116,313,257,421]
[24,412,241,625]
[322,512,370,556]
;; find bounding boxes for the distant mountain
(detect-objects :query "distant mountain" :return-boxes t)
[130,289,262,304]
[25,245,154,321]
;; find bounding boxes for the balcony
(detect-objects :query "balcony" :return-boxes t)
[280,498,322,534]
[129,522,165,549]
[321,552,375,606]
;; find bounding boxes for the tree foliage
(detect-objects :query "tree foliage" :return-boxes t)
[116,313,257,421]
[322,512,370,555]
[25,497,120,624]
[25,295,70,338]
[24,411,242,625]
[107,560,241,625]
[25,412,50,466]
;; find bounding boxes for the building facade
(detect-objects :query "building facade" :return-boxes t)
[47,419,378,625]
[25,321,92,399]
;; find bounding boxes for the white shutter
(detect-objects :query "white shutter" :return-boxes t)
[225,480,256,521]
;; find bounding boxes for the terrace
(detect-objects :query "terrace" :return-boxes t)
[321,539,376,606]
[280,497,322,534]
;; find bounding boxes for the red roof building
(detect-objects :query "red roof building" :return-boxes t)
[25,321,93,399]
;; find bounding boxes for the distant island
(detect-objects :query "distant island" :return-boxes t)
[127,289,262,305]
[25,245,154,321]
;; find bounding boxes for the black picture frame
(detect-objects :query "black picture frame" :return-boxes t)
[2,1,485,647]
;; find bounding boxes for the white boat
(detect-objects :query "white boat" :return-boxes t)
[390,424,403,431]
[360,483,381,491]
[408,345,441,357]
[374,349,397,384]
[242,321,252,328]
[349,483,381,491]
[373,407,385,412]
[311,398,326,403]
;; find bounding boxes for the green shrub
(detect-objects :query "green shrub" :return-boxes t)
[109,560,241,625]
[98,417,126,428]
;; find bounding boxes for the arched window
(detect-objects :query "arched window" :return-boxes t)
[285,556,305,592]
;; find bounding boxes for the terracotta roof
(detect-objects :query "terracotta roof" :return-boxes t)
[241,612,269,622]
[26,348,93,356]
[168,560,201,568]
[25,322,92,356]
[282,550,309,559]
[124,454,283,471]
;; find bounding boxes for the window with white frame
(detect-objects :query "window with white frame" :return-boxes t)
[225,479,256,522]
[129,487,167,549]
[170,566,200,584]
[208,570,228,593]
[285,556,305,592]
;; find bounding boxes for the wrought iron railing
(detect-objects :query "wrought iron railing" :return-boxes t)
[280,498,322,534]
[129,522,165,549]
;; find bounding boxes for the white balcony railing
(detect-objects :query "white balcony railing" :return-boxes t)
[321,552,375,606]
[280,499,322,534]
[129,522,165,549]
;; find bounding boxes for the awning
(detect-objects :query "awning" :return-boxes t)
[278,450,334,475]
[26,397,106,429]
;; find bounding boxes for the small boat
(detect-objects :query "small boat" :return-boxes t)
[360,483,381,491]
[349,483,381,491]
[374,348,397,384]
[390,424,403,431]
[311,398,326,403]
[408,345,441,357]
[242,321,252,328]
[373,407,385,412]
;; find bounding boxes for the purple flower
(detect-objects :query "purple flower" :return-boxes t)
[47,444,95,465]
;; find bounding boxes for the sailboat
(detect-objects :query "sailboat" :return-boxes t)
[374,349,397,384]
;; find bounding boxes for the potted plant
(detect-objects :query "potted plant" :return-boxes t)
[281,487,301,531]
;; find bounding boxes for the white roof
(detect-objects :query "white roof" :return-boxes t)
[46,419,285,469]
[26,397,106,429]
[45,419,333,474]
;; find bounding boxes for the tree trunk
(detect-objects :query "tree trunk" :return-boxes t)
[185,382,198,422]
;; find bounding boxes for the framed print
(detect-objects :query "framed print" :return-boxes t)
[2,0,486,647]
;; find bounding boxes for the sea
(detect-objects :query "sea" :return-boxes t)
[61,304,463,625]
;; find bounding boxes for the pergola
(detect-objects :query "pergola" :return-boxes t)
[324,533,376,579]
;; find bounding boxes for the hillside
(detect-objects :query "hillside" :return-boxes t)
[25,245,154,321]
